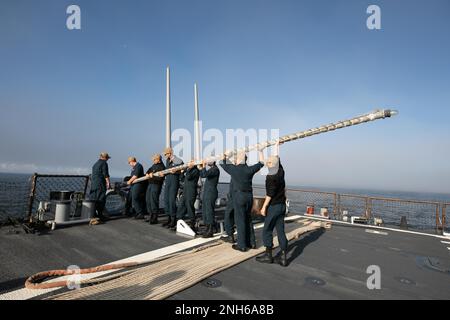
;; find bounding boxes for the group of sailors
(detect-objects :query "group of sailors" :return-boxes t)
[90,145,288,266]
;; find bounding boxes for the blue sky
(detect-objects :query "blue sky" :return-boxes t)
[0,0,449,192]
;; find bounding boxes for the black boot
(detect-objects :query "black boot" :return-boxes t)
[96,211,108,222]
[162,216,172,227]
[202,224,214,238]
[220,234,235,243]
[150,213,158,225]
[231,244,248,252]
[189,219,197,233]
[169,218,177,231]
[97,215,108,223]
[256,247,273,264]
[277,250,288,267]
[134,213,144,220]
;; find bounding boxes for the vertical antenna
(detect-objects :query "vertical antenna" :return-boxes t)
[166,66,172,148]
[194,83,201,160]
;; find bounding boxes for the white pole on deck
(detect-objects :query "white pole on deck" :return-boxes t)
[194,83,201,161]
[166,67,172,148]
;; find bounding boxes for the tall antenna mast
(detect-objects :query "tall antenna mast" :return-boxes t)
[194,83,201,161]
[166,66,172,148]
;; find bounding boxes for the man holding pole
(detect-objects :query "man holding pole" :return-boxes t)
[127,156,146,219]
[162,147,184,229]
[220,149,265,251]
[145,154,165,224]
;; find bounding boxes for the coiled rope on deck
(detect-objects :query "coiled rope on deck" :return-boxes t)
[24,262,139,290]
[24,241,225,290]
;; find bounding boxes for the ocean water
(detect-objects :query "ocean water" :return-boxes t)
[0,173,31,222]
[1,172,449,233]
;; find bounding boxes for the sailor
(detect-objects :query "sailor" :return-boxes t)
[145,154,165,224]
[221,177,257,246]
[177,160,200,232]
[175,170,187,223]
[126,156,146,219]
[162,147,183,229]
[220,149,265,251]
[221,180,236,243]
[89,152,111,221]
[198,160,220,238]
[255,155,288,266]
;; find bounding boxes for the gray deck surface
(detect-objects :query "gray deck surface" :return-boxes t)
[0,216,184,293]
[172,222,450,299]
[1,216,449,299]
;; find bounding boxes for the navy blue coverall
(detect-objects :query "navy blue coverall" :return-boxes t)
[130,162,145,216]
[224,181,235,236]
[90,159,109,218]
[164,157,183,219]
[182,166,200,220]
[145,162,165,216]
[200,165,220,225]
[220,160,264,250]
[176,172,187,218]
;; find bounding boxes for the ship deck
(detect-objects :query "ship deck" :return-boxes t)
[0,215,449,299]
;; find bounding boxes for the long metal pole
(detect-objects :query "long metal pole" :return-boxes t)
[166,67,171,148]
[194,83,201,161]
[134,109,398,183]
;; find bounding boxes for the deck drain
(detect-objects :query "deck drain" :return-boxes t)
[305,277,326,286]
[202,278,222,288]
[396,277,416,285]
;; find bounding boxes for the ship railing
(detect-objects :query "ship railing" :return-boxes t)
[0,175,447,236]
[442,203,449,235]
[26,173,90,222]
[253,186,446,235]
